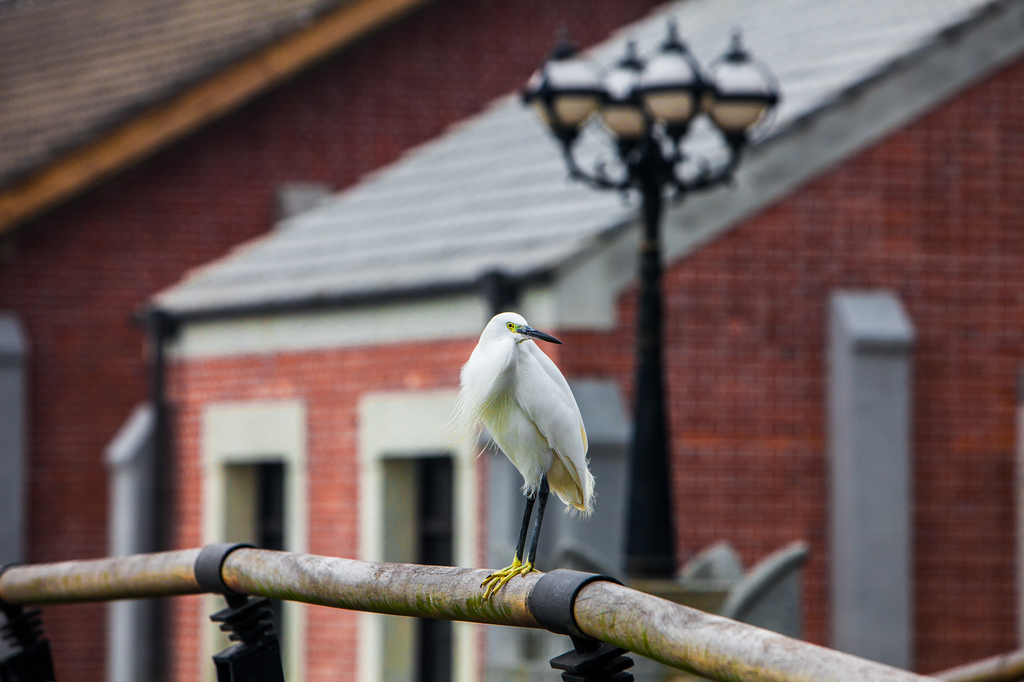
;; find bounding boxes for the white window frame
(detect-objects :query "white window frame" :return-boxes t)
[202,399,307,681]
[358,389,478,682]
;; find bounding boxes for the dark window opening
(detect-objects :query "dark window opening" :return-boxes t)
[255,462,286,637]
[415,456,454,682]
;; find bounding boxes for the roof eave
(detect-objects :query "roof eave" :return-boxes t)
[0,0,434,236]
[144,267,560,324]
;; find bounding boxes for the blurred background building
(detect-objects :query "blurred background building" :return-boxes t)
[1,0,1023,680]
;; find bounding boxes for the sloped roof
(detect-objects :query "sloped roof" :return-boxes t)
[153,0,1023,319]
[0,0,428,232]
[0,0,339,187]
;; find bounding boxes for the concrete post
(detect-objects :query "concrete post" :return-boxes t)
[828,291,915,669]
[0,315,27,566]
[105,404,157,682]
[1017,369,1024,645]
[0,315,27,663]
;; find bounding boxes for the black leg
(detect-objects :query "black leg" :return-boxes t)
[481,478,546,599]
[514,488,537,563]
[526,475,550,566]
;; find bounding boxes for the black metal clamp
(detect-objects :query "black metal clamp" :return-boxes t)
[0,564,56,682]
[528,569,635,682]
[194,543,285,682]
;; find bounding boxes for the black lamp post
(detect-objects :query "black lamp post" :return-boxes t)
[523,23,779,578]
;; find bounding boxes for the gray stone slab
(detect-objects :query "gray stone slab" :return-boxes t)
[105,403,158,682]
[0,314,27,566]
[828,291,915,668]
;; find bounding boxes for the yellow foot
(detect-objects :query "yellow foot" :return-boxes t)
[481,557,535,600]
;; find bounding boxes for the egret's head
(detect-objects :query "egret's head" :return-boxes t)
[485,312,562,345]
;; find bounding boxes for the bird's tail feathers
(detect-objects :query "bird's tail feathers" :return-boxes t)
[575,466,597,518]
[561,491,595,518]
[550,463,595,518]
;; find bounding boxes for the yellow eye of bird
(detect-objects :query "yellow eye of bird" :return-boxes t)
[507,322,516,331]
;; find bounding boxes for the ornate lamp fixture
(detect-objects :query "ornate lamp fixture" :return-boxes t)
[523,22,779,578]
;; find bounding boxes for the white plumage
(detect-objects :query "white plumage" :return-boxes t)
[456,312,594,516]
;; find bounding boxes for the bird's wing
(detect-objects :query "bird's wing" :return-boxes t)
[521,341,585,425]
[517,342,591,504]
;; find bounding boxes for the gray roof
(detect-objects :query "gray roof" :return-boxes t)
[154,0,1019,318]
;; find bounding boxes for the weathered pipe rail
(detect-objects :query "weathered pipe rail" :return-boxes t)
[0,546,1013,682]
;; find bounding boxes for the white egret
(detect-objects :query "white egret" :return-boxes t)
[455,312,594,599]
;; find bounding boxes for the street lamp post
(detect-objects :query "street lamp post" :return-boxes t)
[523,23,779,578]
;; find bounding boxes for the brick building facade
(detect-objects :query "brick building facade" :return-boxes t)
[563,53,1024,670]
[4,0,1022,678]
[160,48,1024,677]
[0,1,664,678]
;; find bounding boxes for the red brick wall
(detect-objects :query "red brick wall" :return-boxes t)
[0,0,663,677]
[561,56,1024,672]
[166,339,475,679]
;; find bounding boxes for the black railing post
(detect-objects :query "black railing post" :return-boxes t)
[194,544,285,682]
[0,602,57,682]
[209,595,285,682]
[529,569,635,681]
[549,636,635,682]
[145,308,178,682]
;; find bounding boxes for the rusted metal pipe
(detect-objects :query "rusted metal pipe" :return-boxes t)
[0,549,203,604]
[936,648,1024,682]
[571,579,940,682]
[220,548,542,628]
[1,548,945,682]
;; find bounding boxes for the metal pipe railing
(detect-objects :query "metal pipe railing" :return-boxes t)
[0,549,204,605]
[0,546,953,682]
[937,648,1024,682]
[219,548,541,628]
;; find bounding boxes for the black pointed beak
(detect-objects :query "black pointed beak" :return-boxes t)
[521,325,562,344]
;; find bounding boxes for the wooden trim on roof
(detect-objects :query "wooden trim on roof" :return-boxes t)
[0,0,432,235]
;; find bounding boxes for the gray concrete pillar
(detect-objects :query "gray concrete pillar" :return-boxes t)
[828,291,915,669]
[105,403,157,682]
[0,314,28,566]
[0,315,27,663]
[1017,369,1024,645]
